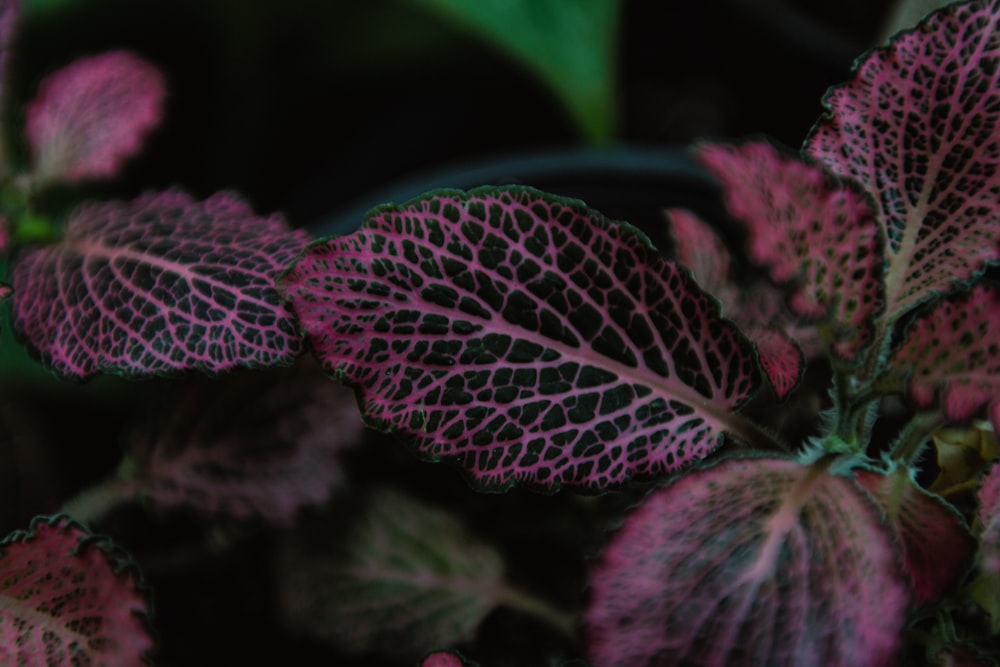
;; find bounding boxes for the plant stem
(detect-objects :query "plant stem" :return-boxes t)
[498,583,578,638]
[890,411,947,467]
[60,475,138,526]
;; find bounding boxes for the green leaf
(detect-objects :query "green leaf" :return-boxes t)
[405,0,619,143]
[277,488,508,659]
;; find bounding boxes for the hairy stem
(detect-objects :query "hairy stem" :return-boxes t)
[891,411,947,466]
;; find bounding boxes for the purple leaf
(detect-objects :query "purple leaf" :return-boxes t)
[123,360,363,524]
[887,285,1000,431]
[854,467,975,605]
[0,516,153,666]
[805,0,1000,319]
[697,141,884,360]
[978,461,1000,576]
[25,50,166,184]
[665,208,804,400]
[280,186,762,491]
[277,488,506,659]
[11,189,309,381]
[421,650,476,667]
[585,457,908,667]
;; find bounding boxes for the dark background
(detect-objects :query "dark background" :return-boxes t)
[10,0,897,228]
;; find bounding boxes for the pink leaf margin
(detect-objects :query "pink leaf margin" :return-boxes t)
[25,50,166,183]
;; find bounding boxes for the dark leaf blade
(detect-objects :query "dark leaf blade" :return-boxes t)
[25,50,166,184]
[805,1,1000,319]
[697,141,884,360]
[11,190,310,381]
[281,186,762,491]
[887,285,1000,431]
[585,457,908,667]
[854,467,975,605]
[0,516,153,666]
[125,360,363,524]
[666,207,804,399]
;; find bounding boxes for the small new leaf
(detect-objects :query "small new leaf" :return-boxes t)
[11,190,310,380]
[277,488,505,659]
[886,285,1000,432]
[697,141,884,361]
[805,0,1000,319]
[281,186,762,491]
[585,457,908,667]
[0,515,153,666]
[25,50,166,183]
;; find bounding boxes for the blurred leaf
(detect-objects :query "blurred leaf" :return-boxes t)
[122,360,363,524]
[405,0,619,142]
[585,457,909,667]
[0,515,153,666]
[929,420,999,497]
[854,466,974,605]
[277,488,507,659]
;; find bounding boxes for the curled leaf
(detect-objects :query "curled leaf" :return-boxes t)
[281,186,763,491]
[805,0,1000,319]
[277,488,507,659]
[11,190,309,380]
[928,420,999,497]
[585,457,908,667]
[25,50,166,183]
[0,515,153,666]
[123,360,363,524]
[887,285,1000,431]
[697,141,883,360]
[854,466,974,605]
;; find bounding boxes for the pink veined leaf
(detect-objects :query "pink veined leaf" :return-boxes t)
[25,50,166,184]
[854,466,975,605]
[280,186,763,492]
[122,359,363,524]
[805,0,1000,320]
[0,515,153,666]
[11,189,310,381]
[886,285,1000,432]
[978,462,1000,576]
[421,650,476,667]
[697,141,884,361]
[665,208,804,400]
[585,456,909,667]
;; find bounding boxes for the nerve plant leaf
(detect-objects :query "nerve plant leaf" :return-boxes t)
[422,650,477,667]
[25,50,166,183]
[854,467,974,605]
[886,285,1000,432]
[666,207,804,400]
[281,186,762,491]
[971,462,1000,628]
[805,0,1000,320]
[585,457,908,667]
[929,420,1000,497]
[697,141,883,360]
[0,515,153,666]
[122,360,363,524]
[277,488,506,659]
[11,189,310,381]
